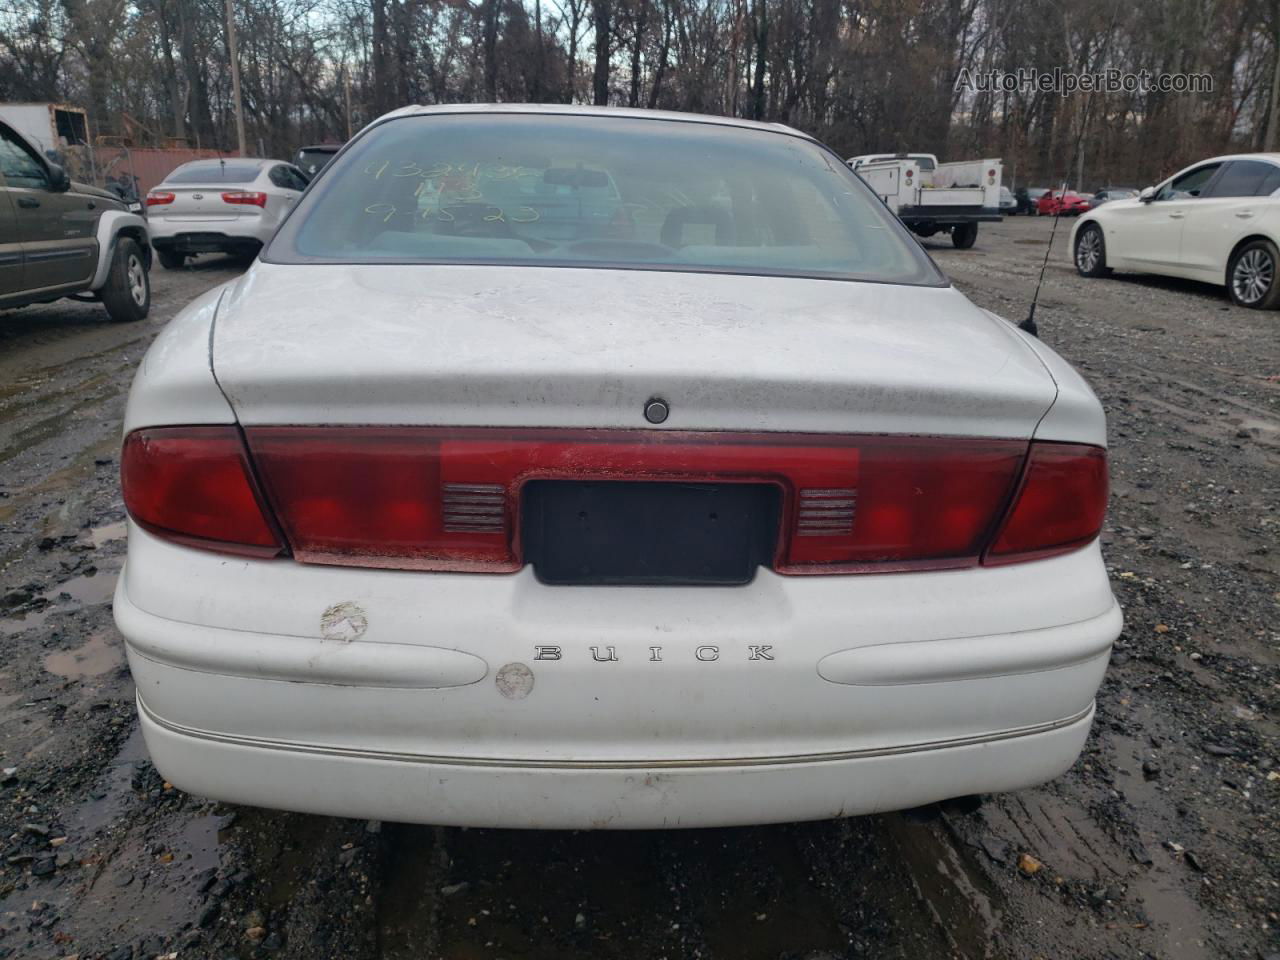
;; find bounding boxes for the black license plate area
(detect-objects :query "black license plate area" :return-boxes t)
[521,481,781,586]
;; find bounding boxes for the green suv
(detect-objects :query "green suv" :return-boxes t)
[0,119,152,322]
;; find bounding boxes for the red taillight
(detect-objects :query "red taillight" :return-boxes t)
[784,439,1025,571]
[986,443,1108,564]
[121,427,283,557]
[124,428,1107,574]
[242,429,1035,574]
[222,191,268,207]
[146,191,174,206]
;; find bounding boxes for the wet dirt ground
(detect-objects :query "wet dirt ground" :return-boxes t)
[0,219,1276,960]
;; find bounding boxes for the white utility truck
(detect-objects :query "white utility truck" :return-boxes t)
[847,153,1003,249]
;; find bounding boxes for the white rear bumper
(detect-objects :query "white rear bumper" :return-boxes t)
[146,213,272,246]
[117,525,1120,828]
[136,693,1095,829]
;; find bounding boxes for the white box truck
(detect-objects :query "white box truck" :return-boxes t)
[0,103,91,156]
[847,153,1003,249]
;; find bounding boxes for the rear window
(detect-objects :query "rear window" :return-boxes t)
[166,161,262,184]
[269,114,942,285]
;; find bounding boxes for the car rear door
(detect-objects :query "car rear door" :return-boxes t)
[0,172,22,297]
[0,124,96,292]
[1178,160,1280,278]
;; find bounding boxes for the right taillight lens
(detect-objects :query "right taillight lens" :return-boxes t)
[121,427,283,557]
[985,442,1108,564]
[145,191,174,206]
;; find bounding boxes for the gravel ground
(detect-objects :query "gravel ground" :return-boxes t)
[0,218,1275,960]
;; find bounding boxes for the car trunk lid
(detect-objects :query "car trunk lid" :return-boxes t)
[212,263,1056,438]
[158,186,242,222]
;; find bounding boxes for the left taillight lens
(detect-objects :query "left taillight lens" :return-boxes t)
[121,427,284,557]
[145,191,174,206]
[222,191,268,207]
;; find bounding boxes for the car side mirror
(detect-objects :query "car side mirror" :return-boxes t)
[1139,186,1155,203]
[47,163,71,192]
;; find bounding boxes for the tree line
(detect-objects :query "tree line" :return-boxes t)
[1,0,1277,189]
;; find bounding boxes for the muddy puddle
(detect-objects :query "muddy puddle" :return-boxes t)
[88,519,128,548]
[44,632,123,679]
[67,725,150,838]
[0,559,121,636]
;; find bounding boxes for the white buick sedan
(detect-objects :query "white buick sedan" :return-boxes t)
[1071,153,1280,308]
[115,105,1120,830]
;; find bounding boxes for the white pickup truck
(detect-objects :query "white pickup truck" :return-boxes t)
[847,153,1003,249]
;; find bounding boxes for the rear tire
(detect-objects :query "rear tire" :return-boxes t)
[1227,239,1280,309]
[101,238,150,323]
[951,223,978,249]
[1073,222,1111,278]
[156,248,186,270]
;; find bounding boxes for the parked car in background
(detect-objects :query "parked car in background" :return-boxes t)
[0,118,151,322]
[1090,187,1138,207]
[293,144,342,182]
[1073,153,1280,309]
[116,104,1118,830]
[1037,189,1090,216]
[145,158,308,269]
[999,186,1016,213]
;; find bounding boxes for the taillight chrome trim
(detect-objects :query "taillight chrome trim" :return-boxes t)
[795,488,857,537]
[442,483,506,533]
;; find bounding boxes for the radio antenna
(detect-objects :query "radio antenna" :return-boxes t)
[1019,180,1068,337]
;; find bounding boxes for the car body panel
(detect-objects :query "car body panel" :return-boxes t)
[119,523,1115,762]
[211,262,1058,439]
[1094,197,1187,271]
[122,282,236,432]
[8,174,99,292]
[0,176,21,295]
[87,210,152,290]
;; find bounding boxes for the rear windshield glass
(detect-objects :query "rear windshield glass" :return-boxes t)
[269,114,941,285]
[166,161,262,184]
